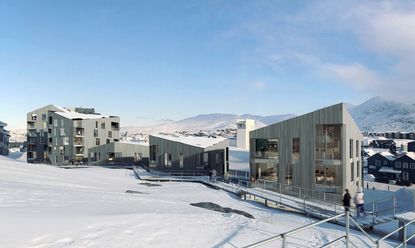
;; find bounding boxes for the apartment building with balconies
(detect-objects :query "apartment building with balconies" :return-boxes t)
[0,120,10,156]
[27,105,120,165]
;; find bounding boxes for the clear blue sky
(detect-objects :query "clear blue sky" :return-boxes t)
[1,0,414,129]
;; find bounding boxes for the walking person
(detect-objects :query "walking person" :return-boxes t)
[343,189,351,212]
[355,190,365,217]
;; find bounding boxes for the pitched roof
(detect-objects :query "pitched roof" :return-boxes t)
[151,133,227,149]
[378,151,396,161]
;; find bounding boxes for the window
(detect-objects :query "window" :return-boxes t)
[369,165,376,169]
[59,128,65,136]
[101,123,105,129]
[42,114,46,121]
[203,152,209,165]
[108,131,112,138]
[95,138,100,146]
[350,139,353,158]
[403,162,409,169]
[315,125,341,160]
[106,139,110,144]
[54,119,58,127]
[351,162,354,182]
[95,121,98,128]
[357,161,360,178]
[31,114,37,121]
[164,153,172,167]
[356,140,359,159]
[403,172,409,181]
[63,137,69,145]
[254,139,279,159]
[384,160,388,165]
[396,162,401,168]
[150,145,157,166]
[411,163,415,169]
[179,153,184,168]
[94,129,98,137]
[375,160,381,166]
[61,119,64,127]
[288,138,300,185]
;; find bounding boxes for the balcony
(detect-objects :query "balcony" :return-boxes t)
[75,147,84,156]
[74,137,83,147]
[111,122,119,131]
[27,131,37,137]
[74,128,84,137]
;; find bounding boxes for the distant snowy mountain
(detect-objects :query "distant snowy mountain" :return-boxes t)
[122,97,415,135]
[349,97,415,132]
[122,113,296,134]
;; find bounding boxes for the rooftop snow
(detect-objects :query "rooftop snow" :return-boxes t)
[151,133,227,148]
[379,167,401,174]
[404,152,415,160]
[379,151,396,161]
[55,109,113,120]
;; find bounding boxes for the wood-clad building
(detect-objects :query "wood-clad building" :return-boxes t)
[250,103,364,197]
[149,134,229,175]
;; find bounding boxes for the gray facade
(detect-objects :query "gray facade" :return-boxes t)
[27,105,120,165]
[250,103,364,197]
[0,121,10,156]
[88,142,149,166]
[149,134,229,175]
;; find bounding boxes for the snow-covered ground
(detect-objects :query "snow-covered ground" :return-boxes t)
[0,156,401,248]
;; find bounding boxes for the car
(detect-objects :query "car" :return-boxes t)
[388,180,397,185]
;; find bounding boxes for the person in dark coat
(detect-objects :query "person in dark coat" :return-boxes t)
[342,189,351,212]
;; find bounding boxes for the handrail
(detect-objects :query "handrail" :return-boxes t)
[349,216,377,245]
[242,213,345,248]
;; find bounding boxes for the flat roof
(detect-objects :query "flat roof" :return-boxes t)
[54,109,114,120]
[151,133,227,148]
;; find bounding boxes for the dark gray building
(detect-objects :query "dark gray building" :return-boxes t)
[149,134,229,175]
[250,103,364,197]
[408,141,415,153]
[367,152,397,182]
[0,121,10,156]
[88,141,149,167]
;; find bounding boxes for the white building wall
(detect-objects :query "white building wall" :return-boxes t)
[237,119,255,150]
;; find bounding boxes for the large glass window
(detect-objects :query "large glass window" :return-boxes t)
[254,139,279,159]
[315,125,341,160]
[315,125,342,187]
[253,138,279,182]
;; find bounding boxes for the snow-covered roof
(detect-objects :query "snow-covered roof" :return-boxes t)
[151,133,227,148]
[404,152,415,160]
[379,167,401,174]
[54,108,115,120]
[119,141,149,146]
[0,120,7,127]
[378,151,396,161]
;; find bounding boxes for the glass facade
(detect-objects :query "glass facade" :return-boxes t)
[253,138,279,181]
[315,124,342,187]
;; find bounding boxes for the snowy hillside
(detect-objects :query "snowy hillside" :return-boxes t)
[122,113,295,134]
[349,97,415,132]
[0,157,390,248]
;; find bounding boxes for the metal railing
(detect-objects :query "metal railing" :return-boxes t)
[242,213,358,248]
[244,211,415,248]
